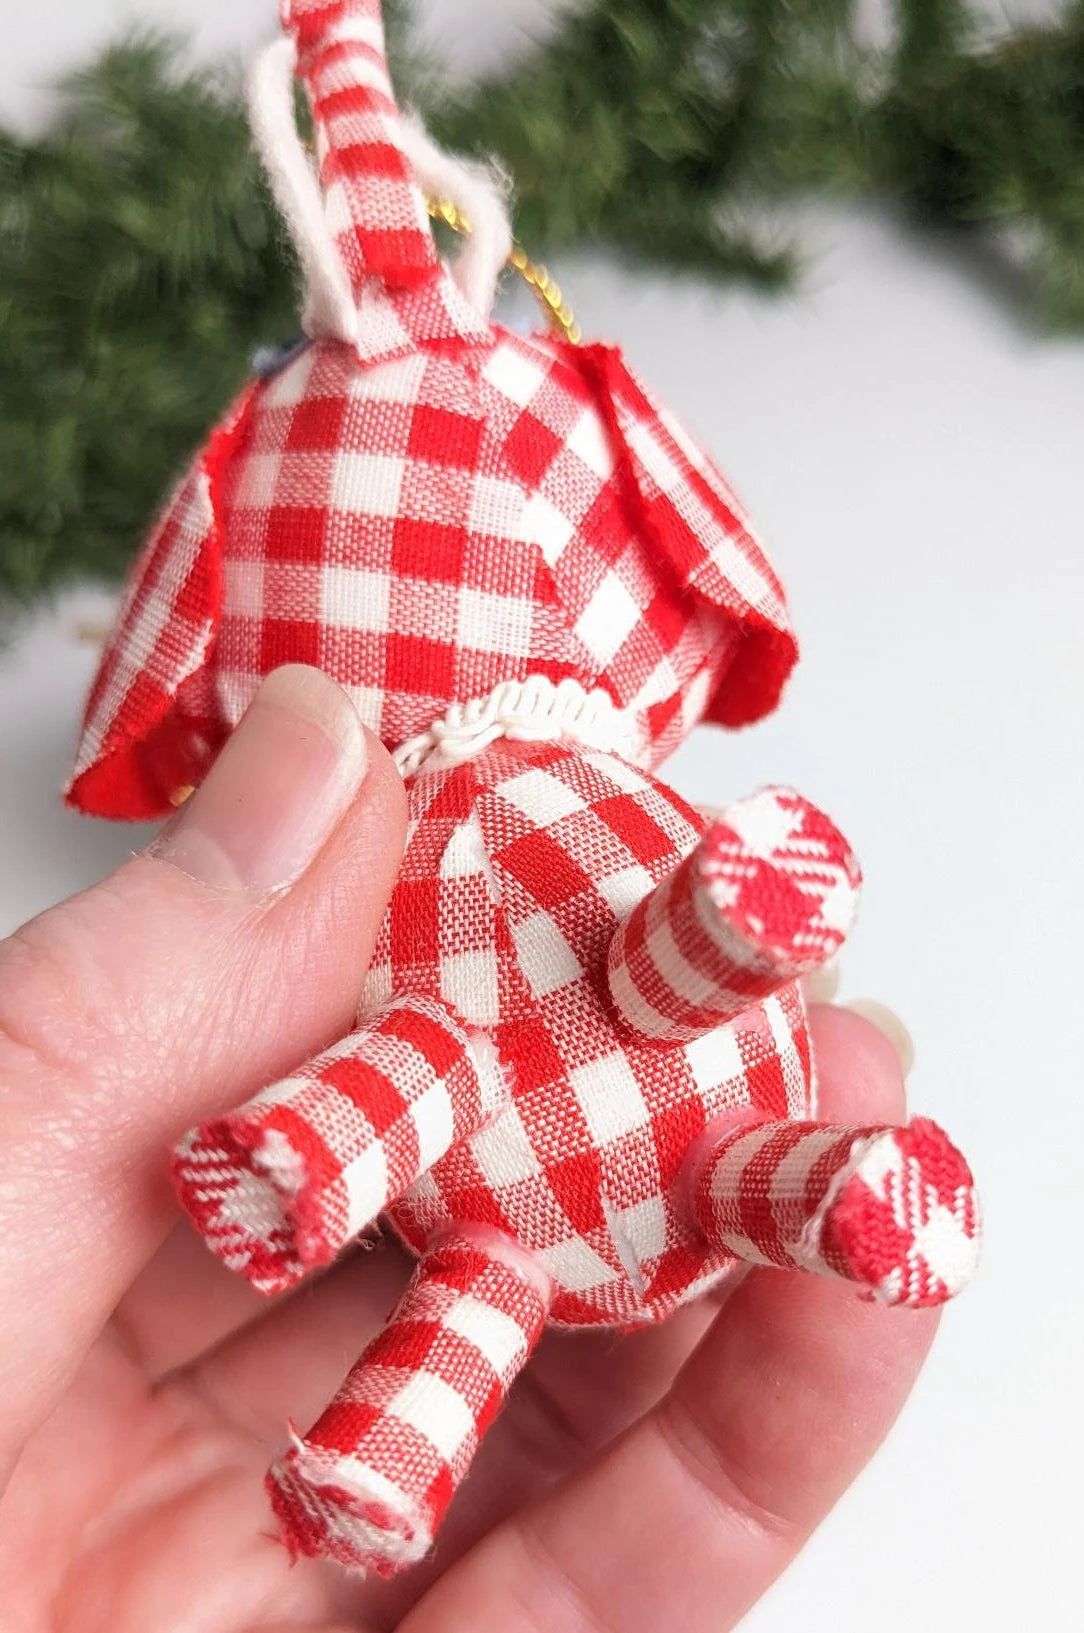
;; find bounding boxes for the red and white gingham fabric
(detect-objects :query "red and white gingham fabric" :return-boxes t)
[693,1116,982,1307]
[607,785,862,1044]
[67,0,981,1578]
[174,739,821,1326]
[67,331,795,819]
[268,1230,549,1572]
[284,0,440,297]
[283,0,494,363]
[378,744,820,1327]
[67,387,257,818]
[65,5,797,824]
[173,995,504,1295]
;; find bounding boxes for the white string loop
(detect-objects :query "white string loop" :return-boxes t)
[245,39,512,341]
[393,677,641,779]
[246,38,358,344]
[399,116,512,316]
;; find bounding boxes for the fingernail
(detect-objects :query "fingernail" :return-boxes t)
[151,665,367,893]
[802,957,841,1005]
[844,998,916,1076]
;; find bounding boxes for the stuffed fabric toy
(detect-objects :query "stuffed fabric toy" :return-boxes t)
[68,0,981,1577]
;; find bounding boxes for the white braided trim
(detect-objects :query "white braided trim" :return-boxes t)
[392,676,641,778]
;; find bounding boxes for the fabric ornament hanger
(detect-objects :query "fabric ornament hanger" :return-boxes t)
[68,0,981,1578]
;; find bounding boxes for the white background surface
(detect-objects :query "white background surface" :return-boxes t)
[2,4,1082,1630]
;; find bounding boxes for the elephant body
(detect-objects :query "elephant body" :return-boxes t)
[373,740,812,1328]
[69,0,980,1576]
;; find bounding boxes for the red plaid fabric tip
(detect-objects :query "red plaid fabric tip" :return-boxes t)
[172,996,501,1295]
[607,786,862,1044]
[693,1116,981,1307]
[268,1231,550,1572]
[283,0,439,295]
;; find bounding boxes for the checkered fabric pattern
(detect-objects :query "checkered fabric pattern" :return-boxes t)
[268,1231,549,1572]
[64,0,797,822]
[693,1116,982,1307]
[66,327,798,817]
[66,330,797,818]
[283,0,494,366]
[367,741,818,1327]
[607,785,862,1044]
[173,995,504,1296]
[67,386,257,819]
[171,739,820,1326]
[285,0,440,296]
[69,0,982,1578]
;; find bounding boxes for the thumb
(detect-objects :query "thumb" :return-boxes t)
[0,665,406,1473]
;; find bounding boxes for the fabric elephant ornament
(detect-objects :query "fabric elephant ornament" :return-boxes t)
[67,0,981,1578]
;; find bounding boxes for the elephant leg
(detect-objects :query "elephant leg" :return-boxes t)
[607,786,861,1044]
[173,996,507,1294]
[688,1115,980,1308]
[268,1230,551,1574]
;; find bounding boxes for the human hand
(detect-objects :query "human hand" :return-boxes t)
[0,665,937,1633]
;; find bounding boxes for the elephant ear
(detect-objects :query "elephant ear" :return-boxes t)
[580,344,798,728]
[66,385,256,821]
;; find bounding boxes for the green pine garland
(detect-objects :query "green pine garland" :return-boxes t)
[0,39,296,604]
[2,0,1083,607]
